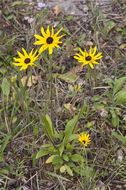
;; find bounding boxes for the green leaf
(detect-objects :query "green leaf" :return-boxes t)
[106,78,114,88]
[1,78,10,96]
[65,165,73,176]
[79,33,86,41]
[0,68,7,74]
[105,90,113,100]
[113,77,126,95]
[0,135,11,153]
[63,115,78,145]
[36,149,50,159]
[52,156,63,165]
[115,49,120,58]
[85,121,95,128]
[59,143,64,157]
[0,169,9,175]
[112,112,119,127]
[59,130,63,141]
[115,88,126,105]
[46,155,56,164]
[112,131,126,145]
[63,154,69,162]
[42,115,54,141]
[33,124,39,137]
[110,109,119,127]
[66,15,73,21]
[81,166,94,177]
[73,166,94,177]
[66,143,72,152]
[68,134,78,142]
[58,73,78,83]
[104,21,116,33]
[60,165,67,173]
[40,143,53,149]
[11,1,26,6]
[92,95,103,101]
[62,28,71,36]
[70,154,83,162]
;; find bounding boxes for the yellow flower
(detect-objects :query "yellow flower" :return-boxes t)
[74,46,103,69]
[78,133,91,147]
[11,76,14,83]
[34,25,66,55]
[12,48,38,71]
[75,84,81,90]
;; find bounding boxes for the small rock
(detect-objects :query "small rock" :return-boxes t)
[95,180,105,190]
[83,5,89,12]
[37,2,45,8]
[117,149,123,162]
[100,109,108,117]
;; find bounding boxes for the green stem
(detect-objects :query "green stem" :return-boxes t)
[88,66,94,96]
[17,70,30,122]
[49,55,54,133]
[30,67,56,148]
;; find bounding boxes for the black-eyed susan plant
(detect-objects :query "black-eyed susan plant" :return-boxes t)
[11,25,99,178]
[74,46,102,69]
[33,26,66,129]
[35,114,93,177]
[34,25,66,55]
[12,48,39,121]
[74,46,103,91]
[12,48,38,71]
[78,133,91,147]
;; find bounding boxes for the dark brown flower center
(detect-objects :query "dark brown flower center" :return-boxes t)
[46,37,53,44]
[82,140,86,144]
[24,58,31,64]
[85,56,92,61]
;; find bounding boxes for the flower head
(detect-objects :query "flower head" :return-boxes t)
[75,84,81,90]
[78,133,91,147]
[12,48,38,71]
[74,46,102,69]
[11,76,15,83]
[34,25,66,55]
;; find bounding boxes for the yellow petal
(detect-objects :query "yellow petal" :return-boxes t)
[89,63,94,69]
[13,57,21,62]
[13,62,23,66]
[39,45,47,54]
[34,40,43,45]
[74,56,80,60]
[51,26,54,36]
[54,44,61,48]
[20,65,28,71]
[54,27,63,37]
[75,53,82,57]
[34,34,44,41]
[94,52,102,58]
[94,56,103,60]
[22,48,28,57]
[41,27,46,37]
[93,61,100,64]
[79,48,85,56]
[32,50,38,57]
[17,51,24,58]
[92,46,97,56]
[56,34,66,39]
[29,49,34,57]
[89,46,92,54]
[81,62,88,67]
[46,25,50,36]
[49,47,53,54]
[84,49,88,57]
